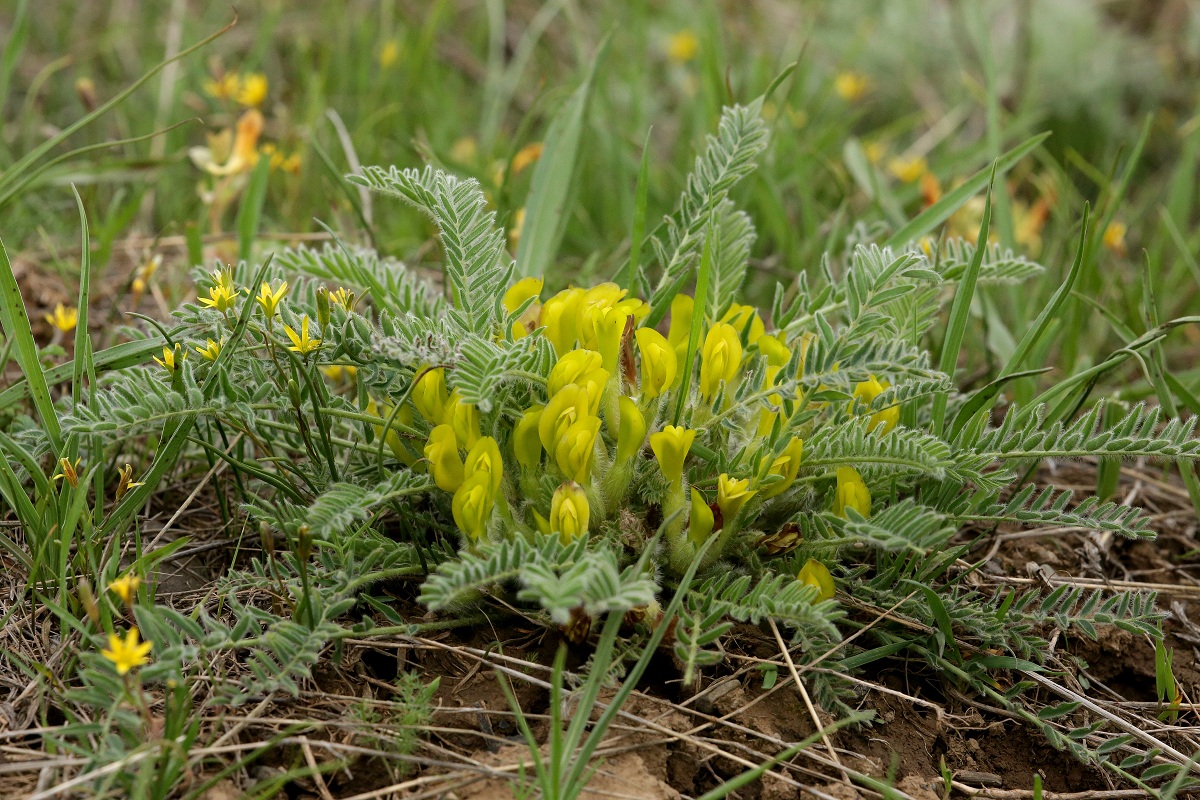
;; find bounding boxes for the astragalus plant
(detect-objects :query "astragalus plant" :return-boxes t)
[19,92,1200,789]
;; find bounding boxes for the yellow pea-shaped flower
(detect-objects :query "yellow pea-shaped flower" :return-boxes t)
[540,288,584,355]
[513,405,544,469]
[667,294,694,350]
[760,437,803,499]
[797,559,835,602]
[720,303,765,345]
[413,367,449,424]
[649,425,695,484]
[554,416,601,484]
[851,375,899,434]
[424,424,465,492]
[635,328,677,399]
[548,350,607,399]
[445,390,481,449]
[452,472,494,540]
[833,466,871,519]
[503,276,544,314]
[539,384,591,453]
[616,396,647,462]
[716,474,755,523]
[594,306,629,375]
[464,436,503,498]
[550,481,590,541]
[699,322,742,401]
[688,487,715,546]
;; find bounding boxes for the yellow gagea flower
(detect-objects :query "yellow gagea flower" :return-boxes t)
[833,466,871,519]
[235,73,268,107]
[445,390,481,448]
[108,573,141,605]
[254,280,288,319]
[284,316,321,355]
[452,472,494,541]
[550,482,590,541]
[797,559,835,602]
[834,71,869,102]
[464,436,503,498]
[649,425,695,484]
[102,627,152,675]
[554,416,601,484]
[540,288,584,355]
[194,338,224,363]
[547,350,607,398]
[154,344,184,373]
[716,474,755,523]
[513,405,544,469]
[424,424,465,492]
[852,376,899,434]
[538,384,592,453]
[413,367,449,424]
[699,322,743,401]
[759,437,803,499]
[44,303,79,333]
[667,29,699,63]
[616,397,647,462]
[634,327,677,399]
[688,487,715,547]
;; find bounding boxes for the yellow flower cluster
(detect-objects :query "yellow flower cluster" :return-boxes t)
[204,71,269,108]
[397,279,895,574]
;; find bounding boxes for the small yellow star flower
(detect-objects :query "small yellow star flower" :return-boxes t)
[234,73,268,107]
[834,71,870,102]
[115,463,144,501]
[283,316,321,355]
[255,280,288,319]
[330,287,357,312]
[52,457,81,489]
[380,39,401,69]
[203,72,240,101]
[667,29,699,63]
[198,283,239,314]
[44,303,78,334]
[1103,221,1127,256]
[108,573,141,605]
[153,345,185,373]
[194,338,224,362]
[101,627,152,675]
[888,156,928,184]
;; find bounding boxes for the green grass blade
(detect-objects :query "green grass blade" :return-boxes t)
[618,126,653,291]
[236,158,272,263]
[70,188,92,406]
[0,237,64,454]
[884,132,1048,249]
[931,168,993,434]
[0,339,165,411]
[515,34,609,279]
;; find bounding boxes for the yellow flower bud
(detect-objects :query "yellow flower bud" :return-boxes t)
[760,437,803,499]
[540,288,584,355]
[548,350,607,399]
[720,303,765,345]
[851,375,899,434]
[635,328,677,399]
[616,396,647,462]
[464,436,503,498]
[539,384,591,453]
[833,466,871,519]
[797,559,835,602]
[549,481,590,541]
[716,474,755,523]
[649,425,695,484]
[445,390,480,448]
[503,276,544,314]
[688,487,715,547]
[554,417,601,484]
[699,322,743,401]
[513,405,544,469]
[413,368,449,424]
[424,424,465,492]
[452,472,494,540]
[667,294,694,349]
